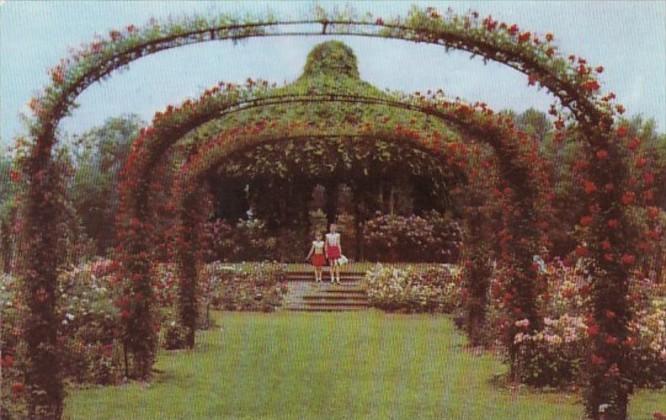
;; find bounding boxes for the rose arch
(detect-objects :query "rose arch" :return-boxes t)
[115,48,549,363]
[13,7,658,419]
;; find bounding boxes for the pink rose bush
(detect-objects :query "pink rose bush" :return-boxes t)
[487,258,666,387]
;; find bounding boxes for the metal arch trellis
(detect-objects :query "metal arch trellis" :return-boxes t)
[15,8,648,419]
[117,90,548,362]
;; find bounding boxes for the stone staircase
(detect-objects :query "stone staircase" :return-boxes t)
[283,270,368,312]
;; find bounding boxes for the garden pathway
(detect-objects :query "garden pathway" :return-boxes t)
[283,270,368,311]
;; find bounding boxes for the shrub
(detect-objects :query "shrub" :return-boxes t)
[363,212,461,263]
[513,314,589,386]
[55,261,123,385]
[365,264,462,313]
[203,262,288,312]
[628,293,666,388]
[161,317,190,350]
[1,262,126,416]
[206,218,278,262]
[0,273,27,420]
[485,259,666,388]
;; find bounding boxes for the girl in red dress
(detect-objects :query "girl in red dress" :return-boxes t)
[306,231,326,282]
[325,223,342,284]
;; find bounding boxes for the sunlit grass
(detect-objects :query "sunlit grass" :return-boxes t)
[65,311,665,419]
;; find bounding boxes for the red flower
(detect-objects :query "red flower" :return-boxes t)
[601,240,612,250]
[588,324,600,337]
[616,104,626,114]
[616,125,629,137]
[121,310,131,319]
[580,215,593,226]
[595,66,604,73]
[375,18,384,25]
[583,180,597,194]
[545,33,554,42]
[605,335,619,345]
[595,149,609,160]
[518,32,531,43]
[577,64,588,76]
[607,219,619,229]
[11,382,24,396]
[1,354,14,368]
[604,253,614,262]
[483,16,497,31]
[628,137,641,151]
[621,191,636,205]
[591,354,605,365]
[508,24,519,35]
[604,183,614,192]
[621,254,636,266]
[644,172,655,185]
[581,80,600,92]
[9,170,21,183]
[575,246,589,257]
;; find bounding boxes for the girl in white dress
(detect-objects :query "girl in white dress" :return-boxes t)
[325,223,342,284]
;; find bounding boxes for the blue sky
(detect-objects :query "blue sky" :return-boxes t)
[1,1,665,150]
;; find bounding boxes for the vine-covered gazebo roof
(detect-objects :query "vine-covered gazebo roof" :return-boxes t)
[182,40,459,149]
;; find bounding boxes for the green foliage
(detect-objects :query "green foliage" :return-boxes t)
[300,41,360,80]
[308,209,327,237]
[70,114,144,255]
[516,108,553,144]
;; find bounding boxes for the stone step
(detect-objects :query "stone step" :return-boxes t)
[286,274,365,281]
[287,270,366,275]
[305,285,365,291]
[282,279,369,312]
[303,291,367,297]
[284,306,368,312]
[303,295,368,302]
[297,299,367,306]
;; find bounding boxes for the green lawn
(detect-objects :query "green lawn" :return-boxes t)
[65,311,665,420]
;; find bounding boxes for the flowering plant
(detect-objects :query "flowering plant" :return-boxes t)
[365,264,462,313]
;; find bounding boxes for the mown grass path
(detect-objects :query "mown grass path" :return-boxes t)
[65,311,664,419]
